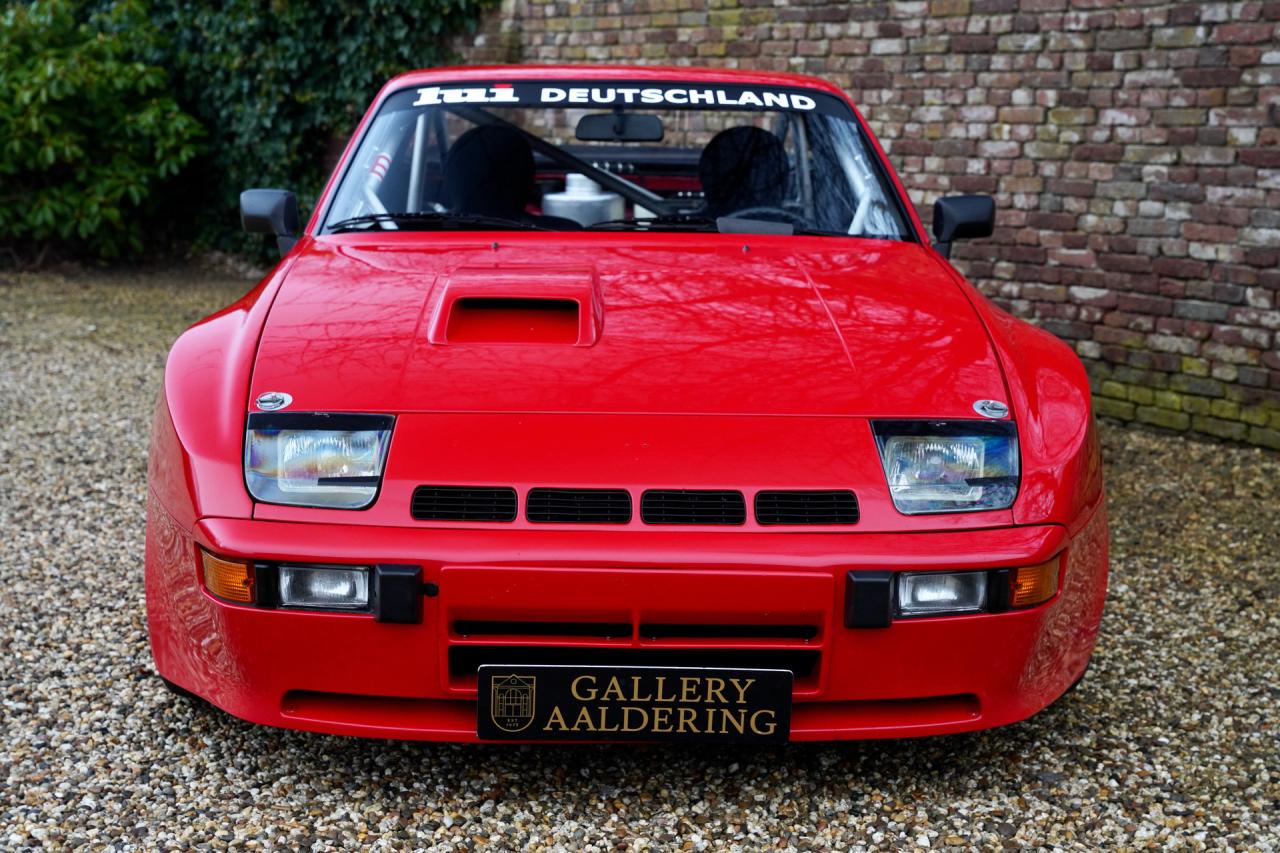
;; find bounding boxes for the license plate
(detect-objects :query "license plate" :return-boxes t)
[477,664,792,743]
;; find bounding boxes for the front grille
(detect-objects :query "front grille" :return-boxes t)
[453,621,820,641]
[639,623,819,641]
[526,488,632,523]
[755,490,859,525]
[640,490,746,525]
[410,486,517,521]
[454,620,631,638]
[448,646,820,678]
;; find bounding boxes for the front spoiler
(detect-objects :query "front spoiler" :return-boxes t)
[145,501,1108,741]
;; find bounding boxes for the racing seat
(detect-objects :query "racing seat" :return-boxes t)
[697,126,790,219]
[442,125,580,229]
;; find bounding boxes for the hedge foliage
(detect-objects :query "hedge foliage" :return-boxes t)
[149,0,495,254]
[0,1,202,259]
[3,0,493,261]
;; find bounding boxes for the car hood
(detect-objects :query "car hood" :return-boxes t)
[249,235,1007,418]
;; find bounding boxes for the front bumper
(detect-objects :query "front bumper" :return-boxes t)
[146,496,1108,742]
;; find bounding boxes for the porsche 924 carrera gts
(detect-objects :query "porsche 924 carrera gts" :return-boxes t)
[146,65,1108,743]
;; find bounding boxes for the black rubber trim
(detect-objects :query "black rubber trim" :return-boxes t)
[253,563,280,609]
[246,412,395,431]
[374,564,423,624]
[845,570,893,629]
[986,568,1011,613]
[871,418,1016,437]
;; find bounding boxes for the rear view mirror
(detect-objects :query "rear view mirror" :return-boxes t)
[931,195,995,259]
[575,113,664,142]
[241,189,299,256]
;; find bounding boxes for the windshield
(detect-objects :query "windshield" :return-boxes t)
[322,80,912,239]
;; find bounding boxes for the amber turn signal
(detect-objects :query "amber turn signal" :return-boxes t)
[1010,557,1059,608]
[201,550,255,604]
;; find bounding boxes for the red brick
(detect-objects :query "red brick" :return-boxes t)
[952,34,998,52]
[1152,258,1207,279]
[1072,144,1124,162]
[1178,67,1244,86]
[1028,212,1078,231]
[1098,254,1153,274]
[1241,149,1280,168]
[1213,23,1276,44]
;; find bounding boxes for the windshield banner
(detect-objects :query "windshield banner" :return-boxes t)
[406,82,844,115]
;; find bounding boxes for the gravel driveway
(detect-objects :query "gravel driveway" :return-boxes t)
[1,271,1277,851]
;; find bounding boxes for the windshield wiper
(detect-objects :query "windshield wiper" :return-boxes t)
[327,212,550,233]
[585,214,718,232]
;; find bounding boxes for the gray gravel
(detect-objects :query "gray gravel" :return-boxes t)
[1,269,1277,851]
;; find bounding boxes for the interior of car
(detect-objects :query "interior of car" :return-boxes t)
[323,96,911,239]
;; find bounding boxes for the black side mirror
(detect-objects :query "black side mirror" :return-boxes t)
[241,189,299,256]
[932,195,995,259]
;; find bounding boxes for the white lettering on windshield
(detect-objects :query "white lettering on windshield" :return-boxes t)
[538,86,818,111]
[412,85,521,106]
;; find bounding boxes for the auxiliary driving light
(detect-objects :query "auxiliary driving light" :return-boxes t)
[849,557,1065,627]
[201,550,255,604]
[277,565,370,610]
[897,571,987,616]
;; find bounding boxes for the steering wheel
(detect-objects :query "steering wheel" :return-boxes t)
[723,205,807,225]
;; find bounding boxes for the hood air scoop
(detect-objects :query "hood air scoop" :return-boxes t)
[428,267,602,346]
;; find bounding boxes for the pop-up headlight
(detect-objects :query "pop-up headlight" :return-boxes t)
[872,420,1019,514]
[245,413,393,509]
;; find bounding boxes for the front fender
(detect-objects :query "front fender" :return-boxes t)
[150,258,297,528]
[973,300,1103,531]
[932,253,1103,532]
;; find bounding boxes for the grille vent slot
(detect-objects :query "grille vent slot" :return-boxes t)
[640,623,819,640]
[527,488,632,524]
[411,486,517,522]
[755,490,859,525]
[449,646,819,678]
[640,490,746,525]
[454,620,631,638]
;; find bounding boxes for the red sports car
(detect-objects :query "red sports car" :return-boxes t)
[146,65,1108,743]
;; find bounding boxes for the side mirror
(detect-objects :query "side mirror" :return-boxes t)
[241,189,299,256]
[932,195,995,259]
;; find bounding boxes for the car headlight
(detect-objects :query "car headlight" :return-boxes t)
[871,420,1019,514]
[245,413,394,509]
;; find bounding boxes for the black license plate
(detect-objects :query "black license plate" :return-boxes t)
[477,664,792,743]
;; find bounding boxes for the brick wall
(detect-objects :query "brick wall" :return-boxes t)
[454,0,1280,448]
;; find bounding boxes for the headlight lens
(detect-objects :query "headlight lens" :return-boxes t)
[245,413,394,509]
[897,571,987,616]
[872,420,1019,514]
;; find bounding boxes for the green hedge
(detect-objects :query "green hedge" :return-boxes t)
[1,0,493,261]
[152,0,494,253]
[0,1,202,259]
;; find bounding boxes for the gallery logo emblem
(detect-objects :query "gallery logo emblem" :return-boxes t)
[490,674,536,732]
